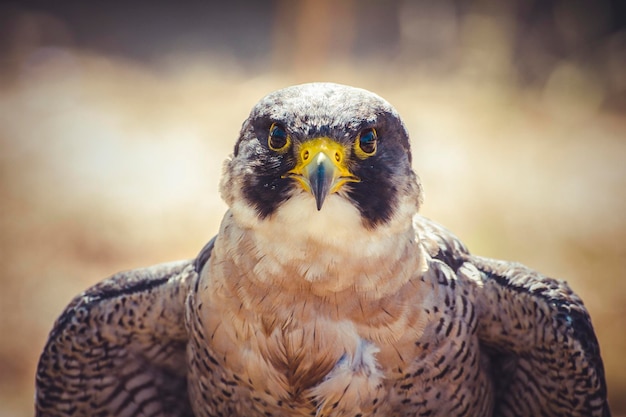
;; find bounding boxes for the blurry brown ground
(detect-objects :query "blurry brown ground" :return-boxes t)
[0,1,625,416]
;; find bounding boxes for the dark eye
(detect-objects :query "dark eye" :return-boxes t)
[268,123,290,152]
[355,127,378,158]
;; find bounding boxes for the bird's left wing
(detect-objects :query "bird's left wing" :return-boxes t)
[414,215,610,417]
[35,240,215,417]
[468,255,610,416]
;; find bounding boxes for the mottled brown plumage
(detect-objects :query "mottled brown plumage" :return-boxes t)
[36,83,610,417]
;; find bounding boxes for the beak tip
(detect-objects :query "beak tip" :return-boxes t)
[314,193,325,211]
[310,159,331,211]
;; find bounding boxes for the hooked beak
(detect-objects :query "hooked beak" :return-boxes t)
[284,138,360,210]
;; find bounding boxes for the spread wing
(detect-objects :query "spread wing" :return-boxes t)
[35,239,215,417]
[414,215,611,417]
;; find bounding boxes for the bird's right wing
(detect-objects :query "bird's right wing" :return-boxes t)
[35,239,215,417]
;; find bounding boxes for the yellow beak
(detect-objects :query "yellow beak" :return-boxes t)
[284,138,360,210]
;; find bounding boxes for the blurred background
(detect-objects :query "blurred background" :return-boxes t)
[0,0,624,415]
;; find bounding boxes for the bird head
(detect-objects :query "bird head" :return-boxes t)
[220,83,422,232]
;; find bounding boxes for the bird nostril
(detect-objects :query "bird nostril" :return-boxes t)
[335,152,341,163]
[303,150,309,161]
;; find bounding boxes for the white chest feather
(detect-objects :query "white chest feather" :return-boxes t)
[225,192,424,295]
[236,317,387,416]
[309,336,385,416]
[195,191,428,415]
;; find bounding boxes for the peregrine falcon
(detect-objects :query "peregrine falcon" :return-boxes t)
[35,83,610,417]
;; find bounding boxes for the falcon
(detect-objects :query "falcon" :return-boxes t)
[35,83,611,417]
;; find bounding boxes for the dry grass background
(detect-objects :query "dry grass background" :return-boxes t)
[0,1,625,415]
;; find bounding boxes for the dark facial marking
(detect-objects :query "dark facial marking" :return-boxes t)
[238,128,296,219]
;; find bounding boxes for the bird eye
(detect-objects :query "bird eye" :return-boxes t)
[268,123,291,152]
[354,128,378,158]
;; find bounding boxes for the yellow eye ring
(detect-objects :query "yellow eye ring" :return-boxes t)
[354,127,378,159]
[268,123,291,153]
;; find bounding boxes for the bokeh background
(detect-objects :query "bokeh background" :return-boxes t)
[1,1,624,415]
